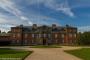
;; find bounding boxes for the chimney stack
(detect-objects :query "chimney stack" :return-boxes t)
[32,24,37,29]
[52,24,57,29]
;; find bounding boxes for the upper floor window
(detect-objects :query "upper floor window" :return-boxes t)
[44,34,46,37]
[70,30,72,32]
[69,33,73,38]
[32,34,34,38]
[17,33,20,37]
[61,34,64,38]
[74,34,77,38]
[13,29,15,32]
[55,34,58,38]
[13,34,16,38]
[48,34,51,37]
[39,34,41,38]
[25,34,28,38]
[32,34,37,38]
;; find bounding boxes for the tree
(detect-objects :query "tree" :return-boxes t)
[78,32,90,45]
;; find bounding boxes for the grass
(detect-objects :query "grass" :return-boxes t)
[0,48,33,60]
[64,48,90,60]
[30,45,61,48]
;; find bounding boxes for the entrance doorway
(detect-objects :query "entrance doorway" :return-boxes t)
[43,39,47,45]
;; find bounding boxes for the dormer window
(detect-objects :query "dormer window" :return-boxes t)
[52,24,57,29]
[32,24,37,29]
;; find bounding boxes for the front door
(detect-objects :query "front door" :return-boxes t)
[43,39,46,45]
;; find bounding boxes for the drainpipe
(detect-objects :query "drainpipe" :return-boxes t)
[20,25,23,46]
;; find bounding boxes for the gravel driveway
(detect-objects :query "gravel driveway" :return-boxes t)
[25,46,82,60]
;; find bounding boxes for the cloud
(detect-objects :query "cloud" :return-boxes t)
[27,13,60,25]
[20,16,28,20]
[0,0,33,32]
[27,0,75,17]
[67,0,90,9]
[78,26,90,33]
[0,14,11,24]
[0,23,15,32]
[56,1,74,17]
[0,13,32,32]
[0,18,7,23]
[0,0,33,24]
[0,12,58,32]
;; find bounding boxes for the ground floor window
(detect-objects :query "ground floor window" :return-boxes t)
[25,40,28,44]
[31,40,34,43]
[16,40,19,43]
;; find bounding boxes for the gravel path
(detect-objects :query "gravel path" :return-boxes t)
[25,46,82,60]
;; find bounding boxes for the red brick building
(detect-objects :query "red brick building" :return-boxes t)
[9,24,77,45]
[0,32,11,45]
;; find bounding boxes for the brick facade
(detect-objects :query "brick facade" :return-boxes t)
[9,24,77,45]
[0,35,11,45]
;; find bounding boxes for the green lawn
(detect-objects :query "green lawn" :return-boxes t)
[0,48,32,60]
[30,45,61,48]
[65,48,90,60]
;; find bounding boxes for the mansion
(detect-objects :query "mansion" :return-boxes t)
[0,24,77,45]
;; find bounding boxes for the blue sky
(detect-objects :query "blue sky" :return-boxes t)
[0,0,90,32]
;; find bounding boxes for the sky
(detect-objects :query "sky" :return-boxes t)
[0,0,90,32]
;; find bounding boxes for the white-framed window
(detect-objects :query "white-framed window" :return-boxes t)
[13,29,15,32]
[17,40,19,43]
[61,34,64,38]
[37,34,39,38]
[17,33,20,37]
[25,40,28,44]
[12,40,15,44]
[56,39,58,43]
[55,34,58,38]
[74,30,76,32]
[48,34,51,38]
[25,34,28,38]
[69,33,73,38]
[63,39,64,43]
[32,34,34,38]
[74,34,77,38]
[44,34,46,37]
[32,40,34,43]
[13,34,16,38]
[39,34,41,38]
